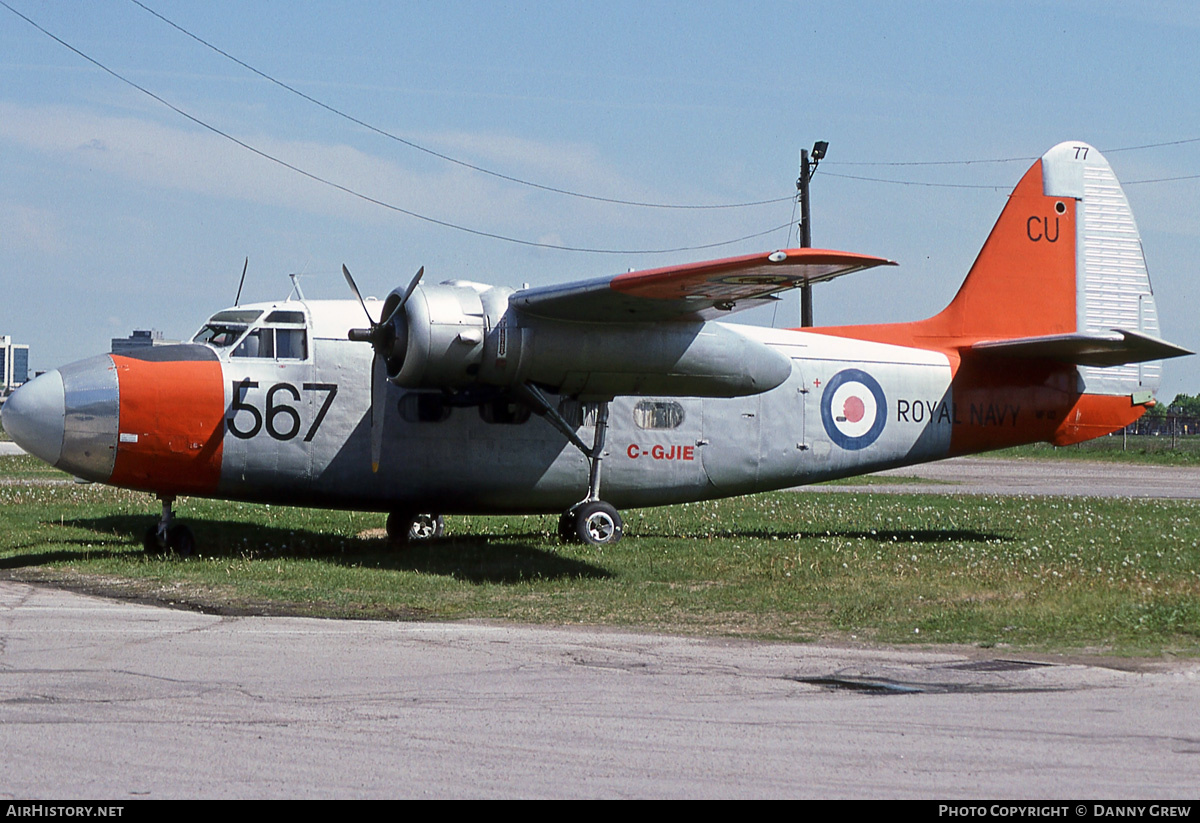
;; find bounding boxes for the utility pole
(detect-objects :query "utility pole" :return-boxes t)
[797,140,828,327]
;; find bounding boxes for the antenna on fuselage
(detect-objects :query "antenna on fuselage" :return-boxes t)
[234,257,249,306]
[287,273,306,300]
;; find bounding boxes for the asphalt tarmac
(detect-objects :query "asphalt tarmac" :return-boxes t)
[2,580,1198,799]
[3,446,1200,797]
[818,457,1200,499]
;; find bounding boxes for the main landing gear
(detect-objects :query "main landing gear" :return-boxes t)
[143,496,196,557]
[387,512,445,544]
[518,385,624,547]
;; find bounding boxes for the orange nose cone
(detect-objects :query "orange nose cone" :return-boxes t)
[109,348,225,496]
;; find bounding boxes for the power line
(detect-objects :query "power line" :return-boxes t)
[127,0,792,212]
[820,171,1010,190]
[2,0,793,255]
[826,137,1200,167]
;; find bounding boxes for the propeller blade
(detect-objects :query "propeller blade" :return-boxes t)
[370,354,387,473]
[380,266,424,327]
[342,264,375,326]
[399,265,424,307]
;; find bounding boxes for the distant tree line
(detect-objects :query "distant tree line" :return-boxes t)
[1134,393,1200,436]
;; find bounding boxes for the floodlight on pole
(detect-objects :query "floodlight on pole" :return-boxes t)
[797,140,828,327]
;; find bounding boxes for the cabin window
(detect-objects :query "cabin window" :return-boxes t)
[633,400,685,430]
[399,393,452,423]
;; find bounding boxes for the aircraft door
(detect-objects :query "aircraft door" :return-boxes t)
[701,361,808,493]
[700,392,763,493]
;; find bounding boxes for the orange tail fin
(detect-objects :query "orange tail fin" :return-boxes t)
[821,141,1185,398]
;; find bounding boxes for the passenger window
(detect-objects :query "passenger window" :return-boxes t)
[633,400,685,429]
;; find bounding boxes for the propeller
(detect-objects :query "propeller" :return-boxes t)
[343,264,424,472]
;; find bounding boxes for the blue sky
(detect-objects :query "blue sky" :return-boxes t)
[3,1,1199,397]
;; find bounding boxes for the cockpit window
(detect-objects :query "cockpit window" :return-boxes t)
[193,323,249,348]
[193,310,262,349]
[231,327,308,360]
[196,308,308,360]
[211,310,263,324]
[233,329,274,358]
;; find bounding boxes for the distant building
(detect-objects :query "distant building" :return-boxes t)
[1,336,30,395]
[111,329,179,355]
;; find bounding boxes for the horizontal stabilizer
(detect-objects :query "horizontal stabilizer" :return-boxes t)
[970,329,1192,367]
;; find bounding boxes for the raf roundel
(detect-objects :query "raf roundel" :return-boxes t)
[820,368,887,450]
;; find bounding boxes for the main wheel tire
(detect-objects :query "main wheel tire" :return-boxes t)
[409,513,444,540]
[387,512,444,544]
[573,501,623,546]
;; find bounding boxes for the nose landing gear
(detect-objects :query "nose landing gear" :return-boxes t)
[143,496,196,557]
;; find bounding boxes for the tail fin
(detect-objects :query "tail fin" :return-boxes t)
[824,141,1188,395]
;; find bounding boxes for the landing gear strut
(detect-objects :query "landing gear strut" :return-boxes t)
[143,496,196,557]
[519,384,624,546]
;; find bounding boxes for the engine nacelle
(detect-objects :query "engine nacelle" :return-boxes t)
[380,282,791,400]
[477,316,793,399]
[383,281,510,389]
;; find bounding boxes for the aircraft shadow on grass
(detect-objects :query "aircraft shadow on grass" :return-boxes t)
[7,514,612,584]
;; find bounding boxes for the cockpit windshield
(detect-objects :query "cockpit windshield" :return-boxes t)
[192,310,263,349]
[192,308,309,361]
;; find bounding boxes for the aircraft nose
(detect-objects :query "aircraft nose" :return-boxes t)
[2,369,66,466]
[2,355,119,482]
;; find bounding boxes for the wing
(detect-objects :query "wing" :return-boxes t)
[511,248,897,322]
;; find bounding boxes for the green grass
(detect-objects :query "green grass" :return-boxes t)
[0,454,71,480]
[2,454,1198,656]
[989,435,1200,465]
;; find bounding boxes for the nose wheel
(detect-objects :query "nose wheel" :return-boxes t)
[143,497,196,557]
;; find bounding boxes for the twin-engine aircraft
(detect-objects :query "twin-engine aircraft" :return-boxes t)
[3,142,1190,553]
